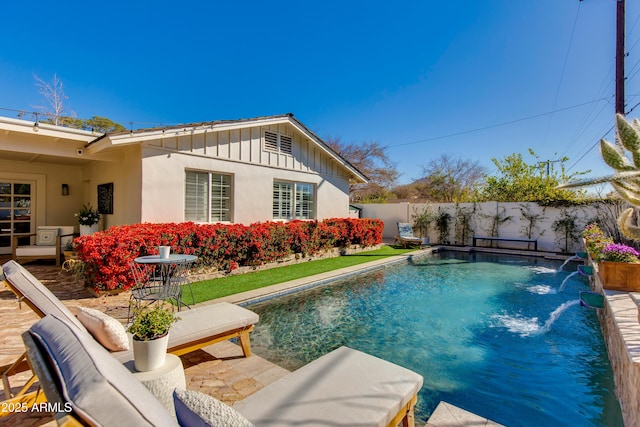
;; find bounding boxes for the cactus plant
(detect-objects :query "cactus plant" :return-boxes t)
[560,114,640,240]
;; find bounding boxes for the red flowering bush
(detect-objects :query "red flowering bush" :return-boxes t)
[73,218,384,292]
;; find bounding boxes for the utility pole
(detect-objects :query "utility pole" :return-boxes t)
[538,160,561,177]
[616,0,626,115]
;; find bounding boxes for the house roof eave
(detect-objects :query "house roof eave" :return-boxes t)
[86,113,369,183]
[286,115,369,184]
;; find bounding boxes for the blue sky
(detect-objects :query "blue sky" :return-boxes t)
[2,1,640,185]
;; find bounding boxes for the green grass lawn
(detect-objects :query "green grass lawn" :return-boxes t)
[189,245,417,303]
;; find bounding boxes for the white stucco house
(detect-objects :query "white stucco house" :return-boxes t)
[0,113,367,255]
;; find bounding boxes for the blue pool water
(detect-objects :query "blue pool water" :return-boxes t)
[248,251,624,426]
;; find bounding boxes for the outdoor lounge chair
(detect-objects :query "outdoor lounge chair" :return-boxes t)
[12,226,76,267]
[394,222,424,248]
[0,260,258,403]
[23,314,424,427]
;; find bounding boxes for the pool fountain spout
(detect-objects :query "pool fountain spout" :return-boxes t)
[535,300,581,335]
[557,254,581,272]
[559,271,579,292]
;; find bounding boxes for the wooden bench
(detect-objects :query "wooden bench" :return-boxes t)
[472,236,538,251]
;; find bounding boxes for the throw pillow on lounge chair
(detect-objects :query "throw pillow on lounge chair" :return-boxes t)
[174,389,253,427]
[76,306,130,351]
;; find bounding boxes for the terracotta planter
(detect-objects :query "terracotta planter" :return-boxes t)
[598,261,640,292]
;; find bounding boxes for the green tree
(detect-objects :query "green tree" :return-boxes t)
[478,149,587,205]
[83,116,127,133]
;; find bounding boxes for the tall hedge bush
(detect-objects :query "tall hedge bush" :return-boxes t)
[74,218,383,292]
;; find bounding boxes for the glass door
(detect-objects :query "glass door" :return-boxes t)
[0,181,34,255]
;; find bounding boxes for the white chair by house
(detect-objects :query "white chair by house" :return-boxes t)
[12,226,75,267]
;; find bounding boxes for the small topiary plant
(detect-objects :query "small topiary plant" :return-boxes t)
[127,304,179,341]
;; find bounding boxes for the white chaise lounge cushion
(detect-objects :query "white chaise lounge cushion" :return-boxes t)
[2,260,87,332]
[167,302,259,350]
[14,246,58,257]
[28,315,178,426]
[233,346,424,427]
[110,302,259,362]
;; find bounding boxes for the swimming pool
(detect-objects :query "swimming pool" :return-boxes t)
[248,251,624,426]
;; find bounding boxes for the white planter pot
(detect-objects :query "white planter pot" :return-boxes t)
[80,224,100,236]
[132,333,169,372]
[422,237,430,246]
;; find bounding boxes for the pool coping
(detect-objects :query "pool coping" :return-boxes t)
[588,260,640,427]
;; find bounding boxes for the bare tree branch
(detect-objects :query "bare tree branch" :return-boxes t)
[33,73,71,125]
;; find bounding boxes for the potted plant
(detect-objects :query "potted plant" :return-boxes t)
[62,240,77,260]
[582,223,613,262]
[127,304,179,371]
[598,243,640,292]
[412,207,434,245]
[76,204,101,236]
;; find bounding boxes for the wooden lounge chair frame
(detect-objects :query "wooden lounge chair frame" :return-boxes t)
[394,222,424,248]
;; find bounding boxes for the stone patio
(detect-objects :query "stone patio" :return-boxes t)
[0,251,502,427]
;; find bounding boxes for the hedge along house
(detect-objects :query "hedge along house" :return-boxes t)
[0,113,368,256]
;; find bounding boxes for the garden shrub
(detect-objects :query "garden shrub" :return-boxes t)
[74,218,384,292]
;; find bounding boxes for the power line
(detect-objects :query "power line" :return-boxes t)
[565,124,614,173]
[386,98,609,149]
[565,101,640,173]
[561,94,613,158]
[0,106,182,129]
[543,2,582,145]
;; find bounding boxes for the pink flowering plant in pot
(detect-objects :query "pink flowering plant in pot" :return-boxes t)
[598,243,640,292]
[600,243,640,263]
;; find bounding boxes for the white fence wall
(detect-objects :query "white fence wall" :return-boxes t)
[355,202,601,253]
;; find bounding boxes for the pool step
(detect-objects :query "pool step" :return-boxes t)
[426,401,504,427]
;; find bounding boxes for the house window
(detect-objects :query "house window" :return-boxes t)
[273,181,314,220]
[185,171,231,222]
[263,130,293,155]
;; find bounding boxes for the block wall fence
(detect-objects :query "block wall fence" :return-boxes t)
[354,202,610,253]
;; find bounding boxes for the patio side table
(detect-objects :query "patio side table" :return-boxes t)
[125,353,186,417]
